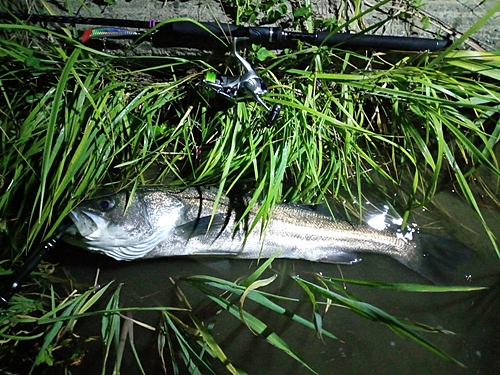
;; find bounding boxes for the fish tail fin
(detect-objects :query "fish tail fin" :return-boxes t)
[395,233,471,284]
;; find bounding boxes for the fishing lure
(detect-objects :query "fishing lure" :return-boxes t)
[81,27,141,43]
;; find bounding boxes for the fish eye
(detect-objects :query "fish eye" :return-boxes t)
[97,197,114,211]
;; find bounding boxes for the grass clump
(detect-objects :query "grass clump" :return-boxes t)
[0,0,499,373]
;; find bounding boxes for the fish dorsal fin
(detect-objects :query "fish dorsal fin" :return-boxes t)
[174,213,229,239]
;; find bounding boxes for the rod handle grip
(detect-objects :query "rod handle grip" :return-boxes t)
[152,22,283,47]
[315,31,451,51]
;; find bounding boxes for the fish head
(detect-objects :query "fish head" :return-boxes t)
[64,189,185,260]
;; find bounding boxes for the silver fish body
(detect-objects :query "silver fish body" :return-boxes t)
[64,187,469,282]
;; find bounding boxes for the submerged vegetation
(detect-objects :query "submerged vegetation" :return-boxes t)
[1,0,499,373]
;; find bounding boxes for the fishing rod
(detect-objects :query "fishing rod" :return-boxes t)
[1,12,452,126]
[0,225,69,308]
[1,12,451,51]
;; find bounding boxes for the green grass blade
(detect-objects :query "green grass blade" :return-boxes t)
[294,277,465,367]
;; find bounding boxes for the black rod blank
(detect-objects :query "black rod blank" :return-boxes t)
[0,226,68,308]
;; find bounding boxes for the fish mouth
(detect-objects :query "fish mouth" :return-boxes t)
[67,209,100,237]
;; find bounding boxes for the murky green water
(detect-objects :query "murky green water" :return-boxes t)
[58,188,500,375]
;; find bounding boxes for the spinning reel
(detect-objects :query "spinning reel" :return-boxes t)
[203,37,281,127]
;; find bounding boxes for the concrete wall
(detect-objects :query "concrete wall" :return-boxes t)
[49,0,498,51]
[313,0,499,50]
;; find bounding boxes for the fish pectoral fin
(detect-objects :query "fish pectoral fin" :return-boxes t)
[318,252,362,265]
[174,213,228,239]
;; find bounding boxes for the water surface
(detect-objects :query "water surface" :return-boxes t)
[58,189,500,375]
